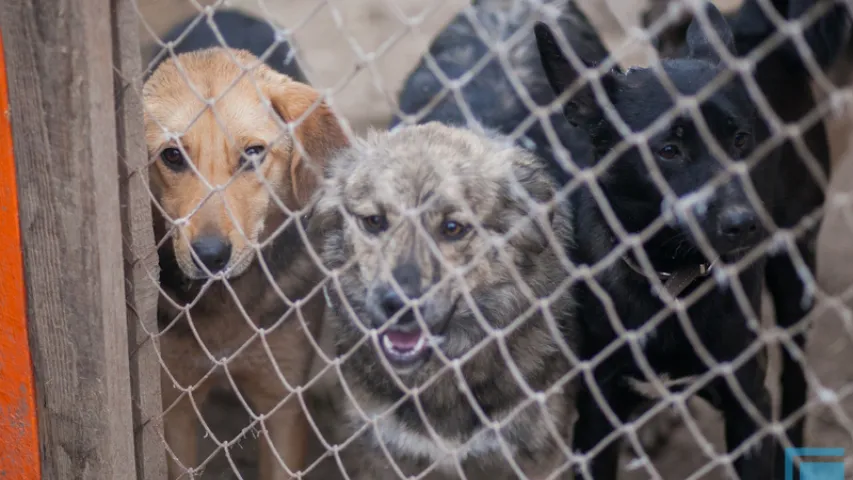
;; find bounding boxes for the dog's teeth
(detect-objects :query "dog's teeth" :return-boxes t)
[382,334,395,352]
[413,335,427,352]
[380,332,428,359]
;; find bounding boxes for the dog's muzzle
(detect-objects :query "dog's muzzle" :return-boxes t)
[664,193,765,259]
[369,286,433,368]
[713,205,763,256]
[366,263,457,371]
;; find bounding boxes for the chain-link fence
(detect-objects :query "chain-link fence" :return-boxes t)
[136,0,853,478]
[8,0,853,478]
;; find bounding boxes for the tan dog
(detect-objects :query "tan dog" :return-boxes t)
[143,47,348,479]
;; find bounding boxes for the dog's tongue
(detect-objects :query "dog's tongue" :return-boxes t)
[385,330,422,350]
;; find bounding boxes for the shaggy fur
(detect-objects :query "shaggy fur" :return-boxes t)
[313,123,580,479]
[536,0,850,478]
[390,0,688,458]
[144,46,348,480]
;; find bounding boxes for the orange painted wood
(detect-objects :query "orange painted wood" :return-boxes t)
[0,28,41,479]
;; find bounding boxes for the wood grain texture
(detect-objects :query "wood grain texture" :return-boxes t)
[0,26,42,480]
[111,0,167,479]
[0,0,137,478]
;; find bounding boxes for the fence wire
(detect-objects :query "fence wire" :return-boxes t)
[126,0,853,478]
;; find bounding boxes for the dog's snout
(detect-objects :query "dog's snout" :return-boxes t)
[191,235,232,273]
[381,290,408,319]
[376,264,423,324]
[392,264,422,295]
[718,207,758,239]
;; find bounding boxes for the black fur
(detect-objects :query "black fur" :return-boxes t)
[145,9,306,82]
[642,0,852,467]
[728,0,849,467]
[536,0,850,478]
[389,0,604,179]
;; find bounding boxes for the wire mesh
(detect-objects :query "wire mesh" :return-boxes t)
[126,0,853,478]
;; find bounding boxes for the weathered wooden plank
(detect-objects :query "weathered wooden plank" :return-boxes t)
[111,0,167,478]
[0,0,137,477]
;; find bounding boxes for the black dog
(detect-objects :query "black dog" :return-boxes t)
[643,0,853,84]
[389,0,604,173]
[536,0,849,478]
[640,0,853,465]
[145,9,306,82]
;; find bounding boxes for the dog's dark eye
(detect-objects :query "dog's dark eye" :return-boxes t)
[160,148,186,169]
[658,144,681,160]
[733,132,750,150]
[240,145,266,170]
[440,220,469,240]
[362,215,388,234]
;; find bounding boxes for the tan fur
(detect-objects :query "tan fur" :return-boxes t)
[143,47,348,480]
[144,48,346,279]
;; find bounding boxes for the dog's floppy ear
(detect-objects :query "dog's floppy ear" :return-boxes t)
[267,80,350,207]
[504,157,563,254]
[686,2,736,62]
[310,147,357,234]
[534,22,611,128]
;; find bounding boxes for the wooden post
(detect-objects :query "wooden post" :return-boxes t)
[0,26,41,480]
[111,0,168,478]
[0,0,139,477]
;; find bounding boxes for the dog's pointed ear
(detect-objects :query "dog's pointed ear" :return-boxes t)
[686,2,736,62]
[535,22,609,127]
[267,80,350,208]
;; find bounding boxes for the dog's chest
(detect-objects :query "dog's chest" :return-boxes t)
[164,298,261,352]
[161,310,286,373]
[591,271,751,378]
[159,286,320,385]
[365,411,509,472]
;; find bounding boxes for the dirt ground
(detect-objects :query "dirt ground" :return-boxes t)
[135,0,853,478]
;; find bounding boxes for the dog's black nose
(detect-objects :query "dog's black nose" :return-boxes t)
[377,264,422,323]
[191,236,232,273]
[381,290,407,319]
[380,290,419,326]
[718,207,759,239]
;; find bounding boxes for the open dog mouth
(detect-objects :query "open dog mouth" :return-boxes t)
[376,298,458,370]
[380,329,430,366]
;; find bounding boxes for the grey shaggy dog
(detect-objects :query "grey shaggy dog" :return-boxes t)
[313,122,580,479]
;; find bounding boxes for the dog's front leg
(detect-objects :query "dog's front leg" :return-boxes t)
[161,376,212,479]
[765,234,817,453]
[571,369,642,480]
[710,355,775,479]
[249,388,309,480]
